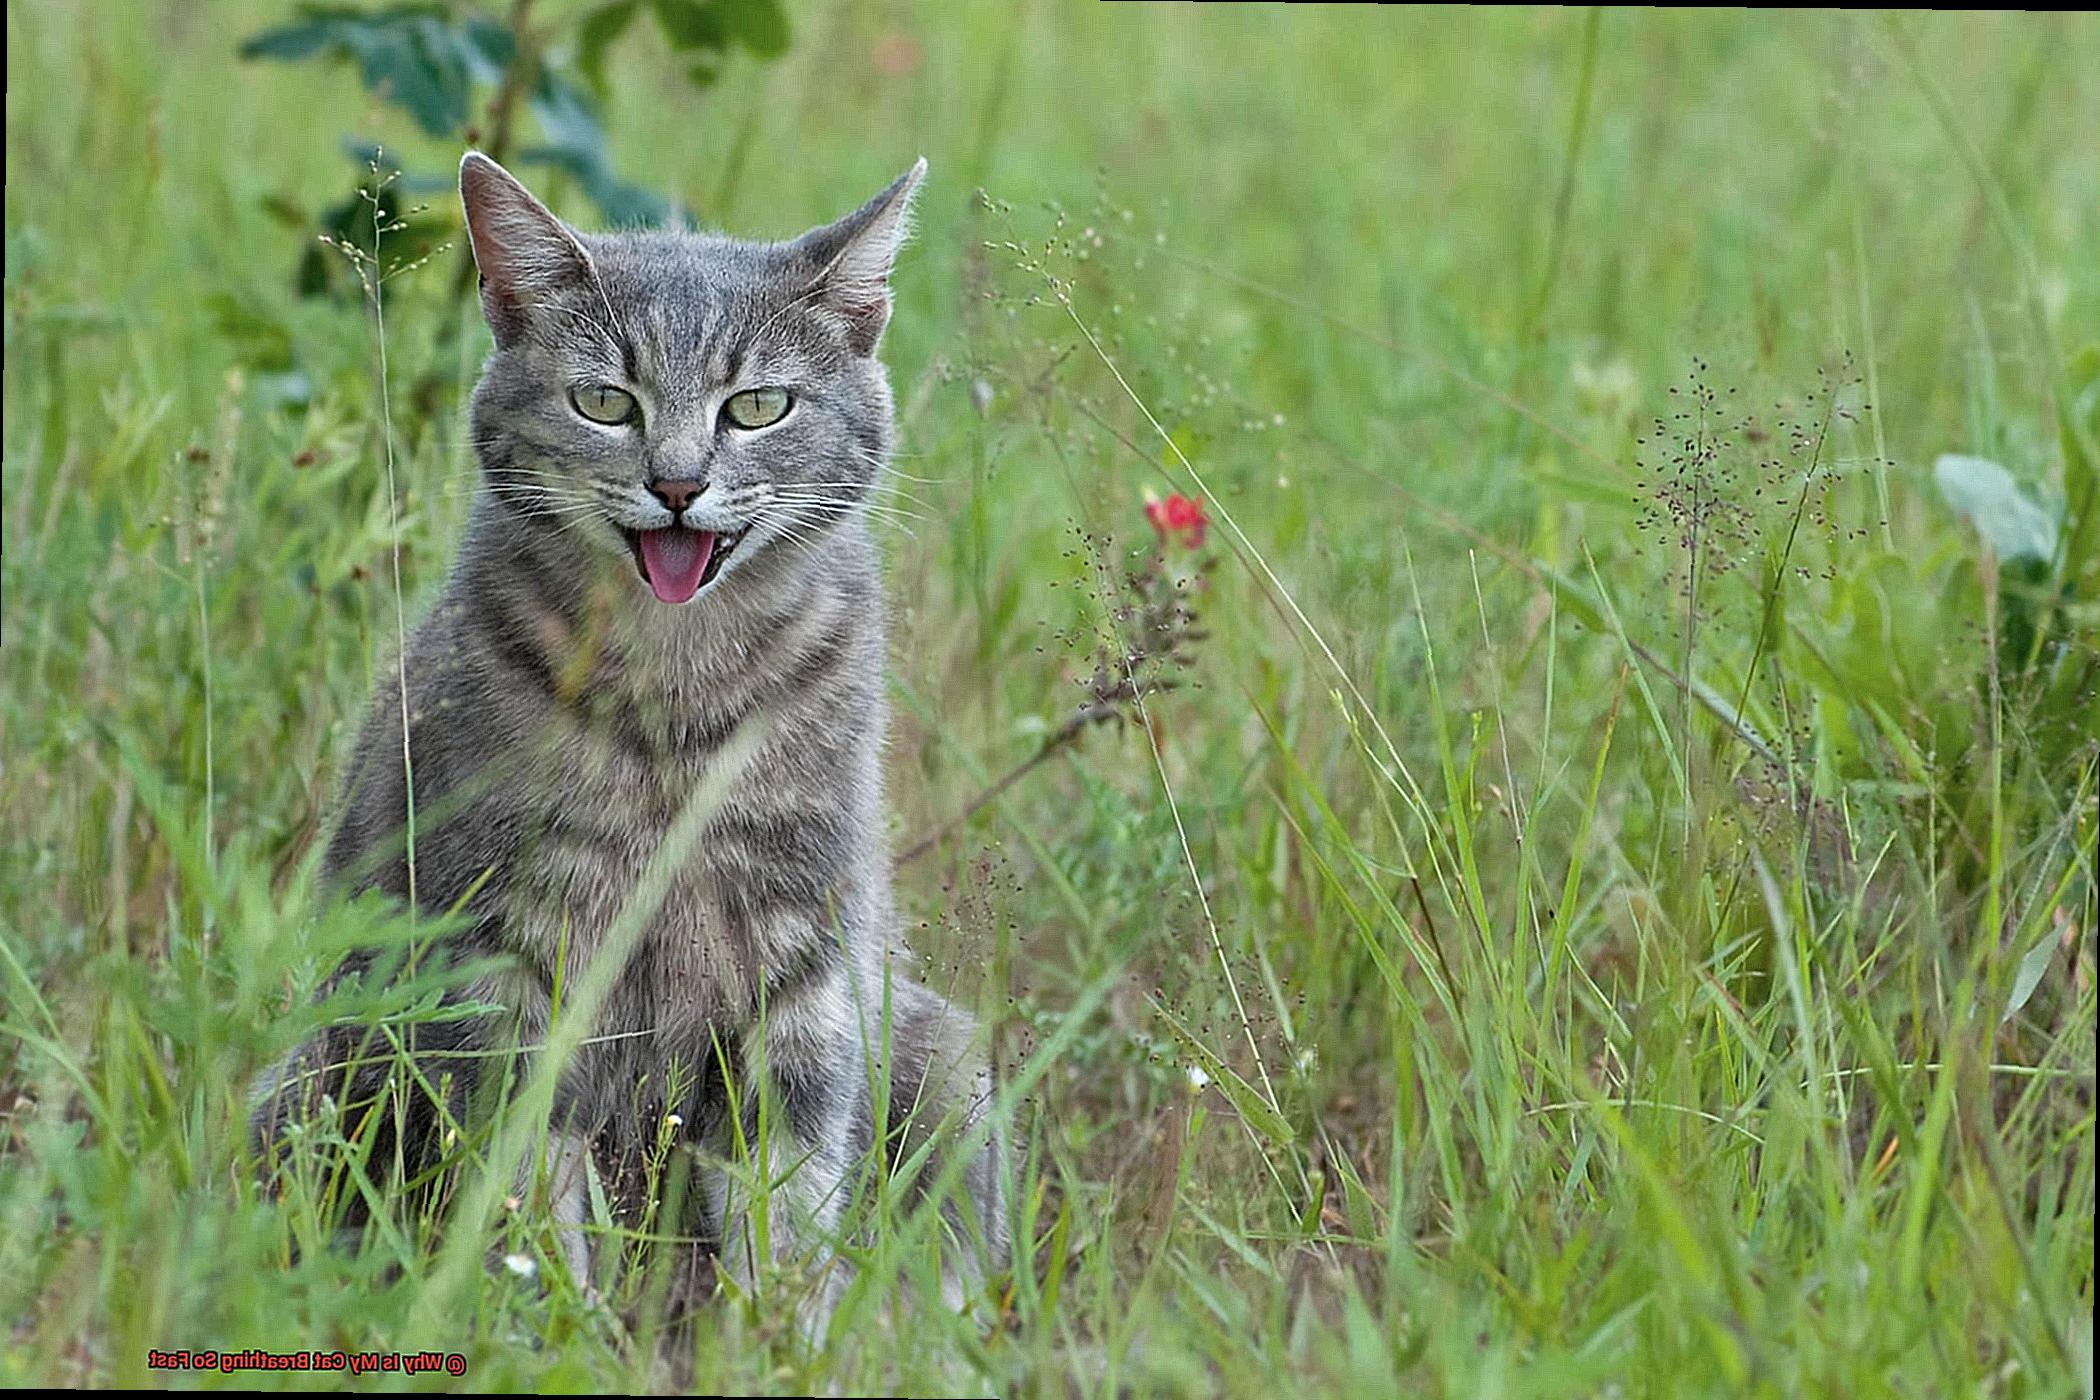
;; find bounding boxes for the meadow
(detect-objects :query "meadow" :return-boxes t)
[3,4,2097,1395]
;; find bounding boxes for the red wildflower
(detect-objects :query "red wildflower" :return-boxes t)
[1143,490,1208,550]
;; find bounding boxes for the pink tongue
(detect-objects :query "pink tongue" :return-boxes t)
[636,528,716,604]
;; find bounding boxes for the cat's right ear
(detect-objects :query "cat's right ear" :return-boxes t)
[790,158,927,356]
[459,152,595,348]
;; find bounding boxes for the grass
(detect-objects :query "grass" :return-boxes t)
[4,3,2097,1394]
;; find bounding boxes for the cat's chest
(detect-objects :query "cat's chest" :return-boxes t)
[501,702,765,1022]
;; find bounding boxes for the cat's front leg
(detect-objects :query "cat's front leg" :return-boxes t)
[517,1125,597,1300]
[709,970,862,1345]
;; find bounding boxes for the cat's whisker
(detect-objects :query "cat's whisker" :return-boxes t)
[792,477,937,507]
[771,480,913,499]
[502,495,600,515]
[475,483,589,505]
[763,500,920,542]
[766,503,895,530]
[750,500,838,538]
[771,492,927,526]
[506,508,602,534]
[838,450,930,480]
[481,463,581,478]
[758,515,844,559]
[473,471,596,496]
[486,489,607,526]
[838,442,942,475]
[841,465,944,503]
[789,500,929,526]
[479,483,598,509]
[443,478,590,501]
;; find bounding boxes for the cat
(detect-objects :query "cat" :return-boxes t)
[251,151,1007,1331]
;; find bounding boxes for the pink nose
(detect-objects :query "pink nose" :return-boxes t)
[648,478,702,512]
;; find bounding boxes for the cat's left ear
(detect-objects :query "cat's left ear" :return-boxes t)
[459,151,597,349]
[793,158,927,356]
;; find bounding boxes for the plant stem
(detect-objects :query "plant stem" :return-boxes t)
[451,0,540,303]
[896,695,1131,866]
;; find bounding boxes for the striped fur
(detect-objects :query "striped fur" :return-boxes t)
[252,154,1006,1323]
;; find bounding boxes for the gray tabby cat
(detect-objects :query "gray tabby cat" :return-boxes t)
[251,152,1006,1325]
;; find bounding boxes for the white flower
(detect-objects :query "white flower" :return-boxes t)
[1572,358,1640,423]
[503,1253,537,1279]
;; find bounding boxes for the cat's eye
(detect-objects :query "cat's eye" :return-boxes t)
[722,387,792,430]
[571,384,638,425]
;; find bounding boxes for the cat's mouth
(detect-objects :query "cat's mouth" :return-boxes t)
[623,526,744,605]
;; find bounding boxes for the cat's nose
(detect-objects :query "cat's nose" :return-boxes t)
[647,478,703,515]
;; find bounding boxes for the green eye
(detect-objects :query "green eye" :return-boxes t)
[722,387,792,430]
[571,384,637,425]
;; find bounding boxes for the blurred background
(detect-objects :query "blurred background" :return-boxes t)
[4,4,2096,1394]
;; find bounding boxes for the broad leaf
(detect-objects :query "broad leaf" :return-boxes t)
[717,0,790,57]
[522,74,685,228]
[240,5,476,138]
[650,0,728,52]
[648,0,788,62]
[2001,932,2058,1025]
[457,15,516,84]
[1932,454,2060,565]
[576,0,641,94]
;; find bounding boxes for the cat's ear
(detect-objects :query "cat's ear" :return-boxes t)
[459,151,595,348]
[792,158,927,356]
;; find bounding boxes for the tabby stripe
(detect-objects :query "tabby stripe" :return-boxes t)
[716,855,848,923]
[760,933,845,1010]
[718,878,836,936]
[483,612,562,703]
[603,693,663,763]
[599,691,750,764]
[525,806,625,854]
[710,809,849,879]
[773,620,855,703]
[672,703,749,755]
[771,1052,847,1147]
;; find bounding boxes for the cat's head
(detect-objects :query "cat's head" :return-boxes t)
[459,152,923,606]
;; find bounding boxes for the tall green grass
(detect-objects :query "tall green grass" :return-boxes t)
[4,3,2095,1394]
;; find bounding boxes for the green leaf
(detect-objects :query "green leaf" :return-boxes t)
[576,0,640,95]
[1932,453,2060,565]
[1151,999,1295,1146]
[238,5,476,138]
[457,15,517,84]
[716,0,790,57]
[525,70,608,154]
[2002,932,2058,1024]
[205,291,296,372]
[296,171,452,299]
[522,72,684,227]
[649,0,728,52]
[237,5,406,62]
